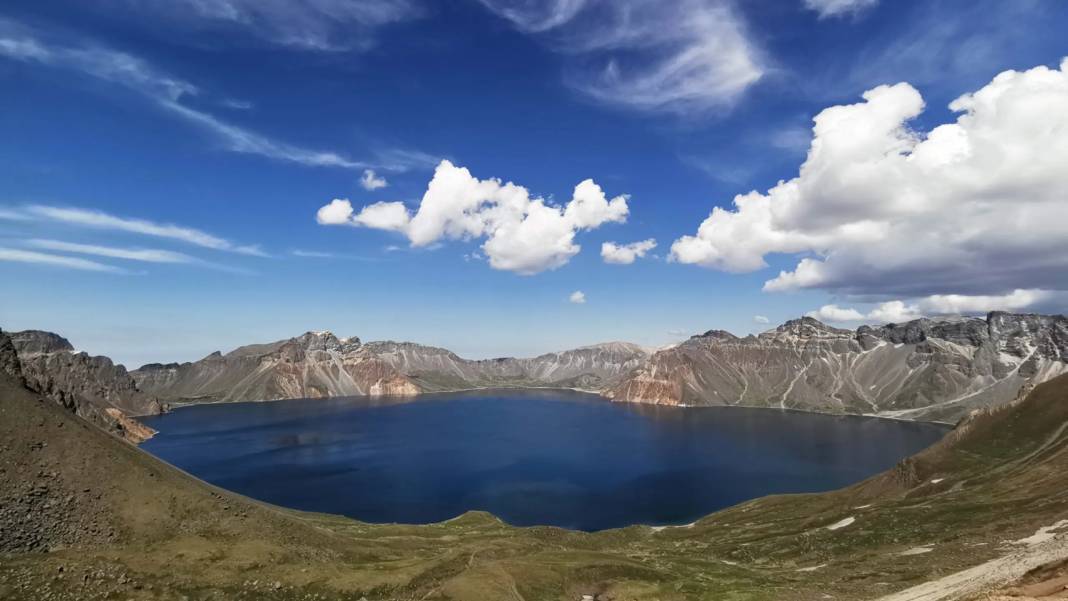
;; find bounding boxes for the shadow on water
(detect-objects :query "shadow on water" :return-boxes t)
[141,389,949,531]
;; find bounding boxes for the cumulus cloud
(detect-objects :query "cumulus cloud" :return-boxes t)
[0,20,432,172]
[803,0,878,18]
[360,169,388,190]
[319,160,629,275]
[671,60,1068,315]
[25,205,265,256]
[753,315,770,324]
[808,290,1056,324]
[601,239,656,264]
[478,0,763,114]
[806,304,865,323]
[569,290,587,304]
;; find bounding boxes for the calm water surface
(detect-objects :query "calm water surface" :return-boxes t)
[141,389,948,531]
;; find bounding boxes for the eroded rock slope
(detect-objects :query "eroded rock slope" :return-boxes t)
[610,312,1068,422]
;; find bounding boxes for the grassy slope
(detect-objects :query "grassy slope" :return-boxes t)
[2,373,1068,601]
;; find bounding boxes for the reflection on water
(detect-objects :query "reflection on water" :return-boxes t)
[141,389,948,531]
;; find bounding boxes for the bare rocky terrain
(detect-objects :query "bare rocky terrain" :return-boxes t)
[3,323,1068,600]
[129,312,1068,424]
[9,330,160,442]
[610,312,1068,423]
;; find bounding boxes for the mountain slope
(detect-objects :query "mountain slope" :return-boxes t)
[133,333,650,403]
[9,330,160,442]
[4,319,1068,599]
[364,339,650,391]
[610,312,1068,422]
[132,331,421,403]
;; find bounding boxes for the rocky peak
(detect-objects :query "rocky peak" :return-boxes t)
[694,330,739,343]
[9,330,75,355]
[291,331,361,353]
[762,317,853,343]
[0,329,25,385]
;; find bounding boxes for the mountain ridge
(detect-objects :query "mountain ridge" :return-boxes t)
[5,320,1068,599]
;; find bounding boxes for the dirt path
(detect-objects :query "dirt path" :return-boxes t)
[877,530,1068,601]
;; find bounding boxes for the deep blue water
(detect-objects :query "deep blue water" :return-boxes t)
[140,389,948,531]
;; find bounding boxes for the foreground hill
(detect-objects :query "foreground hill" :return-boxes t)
[611,312,1068,422]
[3,325,1068,600]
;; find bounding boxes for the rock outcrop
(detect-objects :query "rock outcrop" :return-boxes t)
[132,331,421,403]
[8,330,161,443]
[364,340,650,392]
[609,312,1068,422]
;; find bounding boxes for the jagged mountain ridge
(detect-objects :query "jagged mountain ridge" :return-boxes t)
[609,312,1068,422]
[131,331,421,403]
[7,330,160,442]
[6,320,1068,599]
[132,332,651,403]
[11,311,1067,427]
[363,340,651,391]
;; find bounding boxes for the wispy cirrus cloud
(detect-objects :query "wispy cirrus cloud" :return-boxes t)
[114,0,421,51]
[23,205,266,256]
[0,248,127,273]
[25,239,195,263]
[478,0,764,115]
[803,0,878,19]
[0,19,435,172]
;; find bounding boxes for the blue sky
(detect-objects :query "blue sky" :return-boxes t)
[1,0,1067,367]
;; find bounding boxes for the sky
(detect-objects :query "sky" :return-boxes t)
[1,0,1067,367]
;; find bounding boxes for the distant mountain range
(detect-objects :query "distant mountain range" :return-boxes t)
[4,311,1066,442]
[5,322,1068,598]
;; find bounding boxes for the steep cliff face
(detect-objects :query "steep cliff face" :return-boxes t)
[364,340,650,391]
[132,331,421,403]
[8,330,160,442]
[609,313,1068,422]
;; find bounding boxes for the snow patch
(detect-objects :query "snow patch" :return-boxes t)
[898,546,934,556]
[826,516,855,531]
[1014,520,1068,547]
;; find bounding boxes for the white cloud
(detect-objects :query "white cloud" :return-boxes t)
[320,160,629,275]
[753,315,770,324]
[808,289,1056,325]
[917,289,1053,316]
[315,199,355,225]
[569,290,587,304]
[316,199,410,231]
[0,248,124,272]
[360,169,389,190]
[25,206,265,256]
[118,0,420,51]
[601,239,657,264]
[352,201,410,231]
[866,300,922,323]
[803,0,878,19]
[25,239,194,263]
[806,304,865,323]
[291,249,335,258]
[0,21,432,172]
[478,0,763,114]
[670,59,1068,308]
